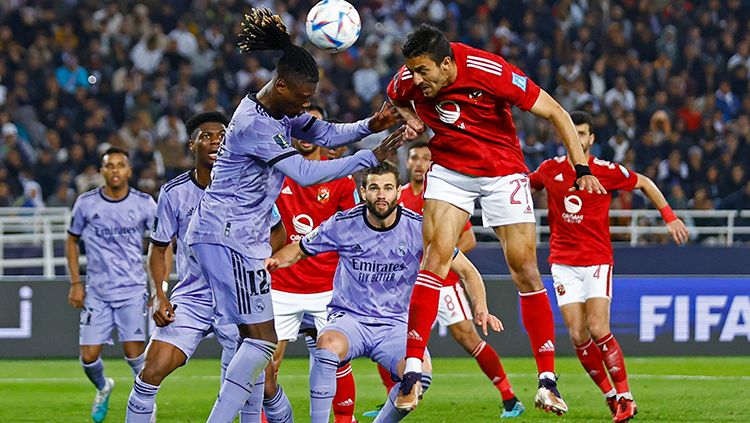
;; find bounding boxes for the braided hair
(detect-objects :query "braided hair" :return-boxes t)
[238,8,319,84]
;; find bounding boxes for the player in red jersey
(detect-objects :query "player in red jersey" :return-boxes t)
[529,111,688,422]
[387,24,606,414]
[262,105,361,423]
[396,141,524,417]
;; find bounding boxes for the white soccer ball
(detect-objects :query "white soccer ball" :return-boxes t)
[306,0,361,52]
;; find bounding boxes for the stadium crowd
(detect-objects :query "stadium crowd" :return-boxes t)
[0,0,748,218]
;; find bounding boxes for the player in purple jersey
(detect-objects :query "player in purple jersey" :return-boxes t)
[267,162,503,423]
[125,112,287,423]
[66,147,157,423]
[184,9,403,422]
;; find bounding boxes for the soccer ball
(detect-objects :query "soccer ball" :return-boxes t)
[306,0,361,52]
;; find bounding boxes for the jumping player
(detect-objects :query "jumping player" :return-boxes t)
[387,24,606,414]
[184,9,402,421]
[529,111,688,422]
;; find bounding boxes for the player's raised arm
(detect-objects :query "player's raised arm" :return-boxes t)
[387,68,426,140]
[529,90,606,195]
[449,250,503,336]
[273,127,405,187]
[291,102,402,147]
[634,173,689,245]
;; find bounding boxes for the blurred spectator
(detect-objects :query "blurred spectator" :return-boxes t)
[55,54,89,94]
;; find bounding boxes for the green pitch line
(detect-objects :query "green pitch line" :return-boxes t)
[0,357,747,422]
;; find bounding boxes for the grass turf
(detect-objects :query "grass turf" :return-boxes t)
[0,356,748,422]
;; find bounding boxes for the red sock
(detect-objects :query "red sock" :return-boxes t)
[377,363,397,395]
[332,363,356,422]
[596,333,629,394]
[472,340,515,400]
[575,339,614,395]
[405,270,443,359]
[519,289,556,374]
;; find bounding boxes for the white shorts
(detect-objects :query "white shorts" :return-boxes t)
[550,263,613,307]
[423,164,536,227]
[436,283,473,326]
[272,290,331,341]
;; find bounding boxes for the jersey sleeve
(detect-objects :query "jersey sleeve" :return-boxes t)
[289,114,372,148]
[484,54,541,111]
[144,196,157,232]
[299,214,340,256]
[387,66,417,103]
[270,204,282,229]
[528,160,548,191]
[68,197,86,236]
[337,176,358,210]
[150,188,177,246]
[593,159,638,192]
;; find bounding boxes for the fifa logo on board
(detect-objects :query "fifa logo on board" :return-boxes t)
[0,286,32,339]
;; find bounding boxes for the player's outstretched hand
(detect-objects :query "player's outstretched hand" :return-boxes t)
[68,283,84,308]
[570,174,607,194]
[368,102,404,132]
[372,126,406,162]
[667,218,689,245]
[152,292,176,327]
[474,310,504,336]
[265,257,280,272]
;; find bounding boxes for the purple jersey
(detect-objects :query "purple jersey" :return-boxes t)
[300,205,424,323]
[186,94,378,259]
[68,187,156,302]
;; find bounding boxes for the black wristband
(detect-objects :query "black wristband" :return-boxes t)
[575,164,592,179]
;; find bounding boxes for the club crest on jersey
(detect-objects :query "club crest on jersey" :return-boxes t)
[562,194,584,224]
[468,90,483,100]
[396,244,408,256]
[436,100,461,125]
[273,133,290,149]
[317,186,330,204]
[512,72,527,92]
[128,209,136,222]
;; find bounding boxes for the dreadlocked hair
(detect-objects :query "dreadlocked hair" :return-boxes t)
[238,8,319,84]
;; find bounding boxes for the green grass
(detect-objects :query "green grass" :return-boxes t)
[0,357,748,422]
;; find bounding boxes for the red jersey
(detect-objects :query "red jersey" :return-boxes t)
[399,182,471,285]
[274,172,357,293]
[387,43,541,177]
[529,156,638,266]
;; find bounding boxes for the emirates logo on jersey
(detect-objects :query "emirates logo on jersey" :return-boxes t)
[436,100,461,125]
[317,186,330,204]
[562,194,584,224]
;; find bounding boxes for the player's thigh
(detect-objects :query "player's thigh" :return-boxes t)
[191,243,274,326]
[493,222,541,291]
[436,283,473,327]
[551,264,587,307]
[151,297,215,364]
[114,293,148,344]
[79,294,115,347]
[371,322,408,379]
[480,173,536,228]
[422,200,471,276]
[140,340,188,385]
[271,290,306,342]
[318,310,364,362]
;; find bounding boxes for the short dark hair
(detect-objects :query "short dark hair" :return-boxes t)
[186,111,229,140]
[238,8,319,84]
[570,111,594,131]
[101,146,129,164]
[402,24,454,64]
[407,140,430,154]
[306,103,328,120]
[361,161,400,187]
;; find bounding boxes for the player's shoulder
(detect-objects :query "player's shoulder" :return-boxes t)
[73,187,101,206]
[161,171,192,194]
[455,42,506,78]
[334,204,366,221]
[591,157,634,178]
[400,206,423,223]
[234,94,284,135]
[538,156,568,171]
[128,188,156,204]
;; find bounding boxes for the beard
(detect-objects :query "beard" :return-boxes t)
[365,199,399,220]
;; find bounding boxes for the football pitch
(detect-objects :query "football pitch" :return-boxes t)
[0,356,748,422]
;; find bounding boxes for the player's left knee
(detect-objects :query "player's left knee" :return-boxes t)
[508,261,541,290]
[587,320,610,339]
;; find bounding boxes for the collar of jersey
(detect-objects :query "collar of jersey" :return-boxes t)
[98,187,130,203]
[190,169,207,190]
[362,204,402,232]
[248,92,289,122]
